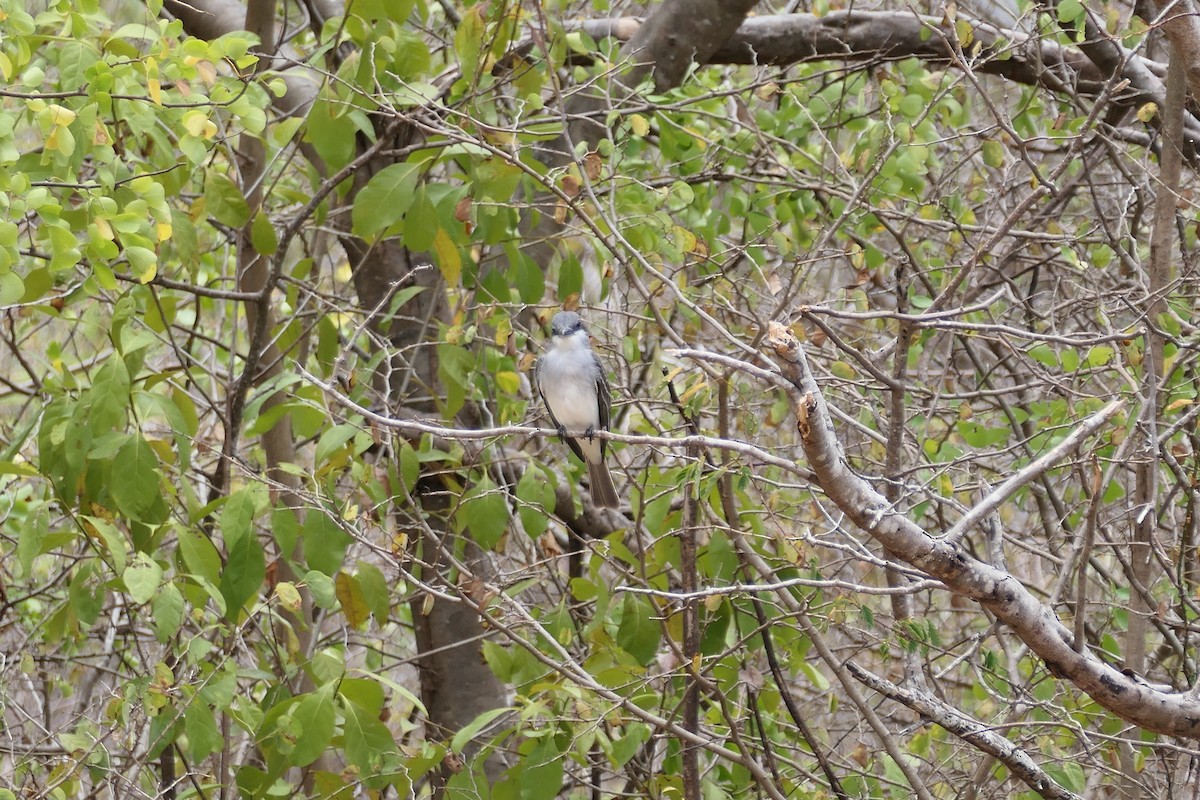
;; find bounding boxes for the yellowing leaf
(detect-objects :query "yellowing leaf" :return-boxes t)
[1136,102,1157,122]
[146,57,162,105]
[156,222,172,242]
[955,19,974,47]
[496,370,520,394]
[47,104,76,127]
[275,581,303,613]
[432,227,461,285]
[630,114,649,137]
[830,361,856,380]
[183,111,216,138]
[45,125,75,156]
[335,571,370,629]
[1166,398,1193,413]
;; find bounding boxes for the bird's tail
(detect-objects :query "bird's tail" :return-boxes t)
[587,460,620,509]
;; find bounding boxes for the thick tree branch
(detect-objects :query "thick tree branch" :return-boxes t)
[760,321,1200,738]
[577,11,1200,159]
[619,0,762,91]
[579,12,1108,93]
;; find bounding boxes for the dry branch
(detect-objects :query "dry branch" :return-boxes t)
[760,321,1200,738]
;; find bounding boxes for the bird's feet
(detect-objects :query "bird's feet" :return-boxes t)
[585,425,596,441]
[556,425,568,442]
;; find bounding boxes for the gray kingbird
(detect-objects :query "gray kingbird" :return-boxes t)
[535,311,619,508]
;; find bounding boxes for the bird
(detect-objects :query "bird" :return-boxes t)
[534,311,620,509]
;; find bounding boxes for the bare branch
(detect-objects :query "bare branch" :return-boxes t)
[758,321,1200,738]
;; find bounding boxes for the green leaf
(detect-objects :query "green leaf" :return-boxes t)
[342,694,398,772]
[616,594,660,666]
[522,737,564,800]
[90,356,130,431]
[610,722,650,767]
[351,162,421,238]
[404,185,437,252]
[110,435,160,521]
[82,515,128,574]
[178,526,221,583]
[69,561,103,624]
[0,271,23,305]
[436,343,473,418]
[458,475,510,550]
[454,5,484,77]
[450,706,511,754]
[517,465,555,539]
[355,560,391,623]
[475,159,523,202]
[1056,0,1084,23]
[314,423,359,467]
[981,139,1004,168]
[305,569,337,608]
[220,489,266,617]
[204,172,251,228]
[124,551,163,604]
[289,686,337,766]
[302,509,351,576]
[184,701,223,762]
[250,210,277,254]
[304,98,358,171]
[152,582,184,641]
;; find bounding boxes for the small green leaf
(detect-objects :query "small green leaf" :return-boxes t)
[110,435,160,520]
[521,737,564,800]
[355,561,391,622]
[289,686,336,766]
[616,594,660,666]
[152,582,184,641]
[185,702,223,761]
[610,722,651,767]
[351,162,421,238]
[315,423,358,467]
[0,271,24,305]
[517,465,555,539]
[458,475,510,550]
[220,489,266,617]
[178,526,221,584]
[302,509,351,576]
[981,139,1004,168]
[454,5,484,76]
[305,569,337,608]
[450,707,510,754]
[124,551,163,604]
[404,186,437,252]
[69,561,103,624]
[90,356,130,431]
[250,210,277,254]
[204,172,251,228]
[342,696,398,772]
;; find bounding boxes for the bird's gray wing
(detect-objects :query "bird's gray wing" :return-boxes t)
[594,352,611,458]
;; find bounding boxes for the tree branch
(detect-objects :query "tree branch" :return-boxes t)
[758,321,1200,738]
[845,661,1083,800]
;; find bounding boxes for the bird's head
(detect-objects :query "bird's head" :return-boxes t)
[549,311,590,349]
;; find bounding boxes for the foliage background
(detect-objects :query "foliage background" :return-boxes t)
[1,0,1200,799]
